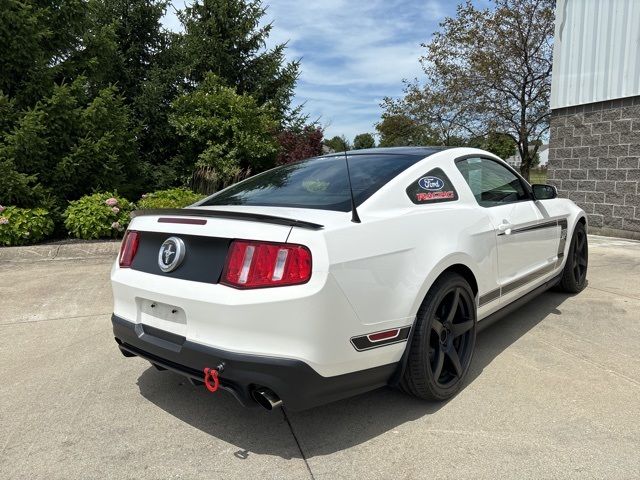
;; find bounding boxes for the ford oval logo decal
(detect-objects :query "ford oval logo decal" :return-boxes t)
[418,176,445,191]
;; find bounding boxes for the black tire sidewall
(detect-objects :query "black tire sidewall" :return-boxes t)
[562,222,588,292]
[414,273,477,400]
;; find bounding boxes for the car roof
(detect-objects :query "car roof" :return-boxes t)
[323,146,452,157]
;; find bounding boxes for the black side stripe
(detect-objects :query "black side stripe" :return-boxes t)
[497,218,568,236]
[350,326,411,352]
[479,288,500,306]
[479,217,569,307]
[479,263,558,306]
[501,263,557,295]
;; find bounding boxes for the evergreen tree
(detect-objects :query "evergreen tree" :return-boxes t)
[80,0,169,99]
[0,79,139,205]
[0,0,306,213]
[353,133,376,150]
[178,0,299,122]
[0,0,87,109]
[324,135,351,152]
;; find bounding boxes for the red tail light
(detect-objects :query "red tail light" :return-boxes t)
[222,240,312,288]
[119,230,140,267]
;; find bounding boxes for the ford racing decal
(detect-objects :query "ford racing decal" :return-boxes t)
[406,168,458,205]
[418,176,445,191]
[416,191,455,201]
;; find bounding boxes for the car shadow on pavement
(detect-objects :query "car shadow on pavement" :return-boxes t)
[136,290,572,459]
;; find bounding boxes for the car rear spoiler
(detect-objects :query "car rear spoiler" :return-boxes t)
[130,208,324,230]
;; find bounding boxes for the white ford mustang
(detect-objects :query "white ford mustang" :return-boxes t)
[111,147,588,411]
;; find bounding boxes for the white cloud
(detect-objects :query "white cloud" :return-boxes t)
[163,0,455,141]
[263,0,452,140]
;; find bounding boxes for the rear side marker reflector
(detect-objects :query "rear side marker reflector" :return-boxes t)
[158,217,207,225]
[222,240,312,289]
[351,326,412,351]
[119,231,140,267]
[368,329,400,342]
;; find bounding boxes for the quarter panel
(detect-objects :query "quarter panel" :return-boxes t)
[326,205,498,325]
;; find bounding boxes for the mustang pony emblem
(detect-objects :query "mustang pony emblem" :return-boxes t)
[163,244,175,264]
[158,237,185,272]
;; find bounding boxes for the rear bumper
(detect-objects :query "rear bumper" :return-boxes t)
[112,314,397,411]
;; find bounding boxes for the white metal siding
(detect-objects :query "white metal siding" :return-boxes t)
[551,0,640,109]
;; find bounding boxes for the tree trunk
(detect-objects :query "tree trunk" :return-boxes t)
[520,162,531,182]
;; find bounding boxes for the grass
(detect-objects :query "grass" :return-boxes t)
[528,168,548,184]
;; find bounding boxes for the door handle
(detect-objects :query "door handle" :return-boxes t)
[497,221,513,235]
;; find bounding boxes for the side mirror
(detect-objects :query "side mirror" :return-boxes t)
[532,184,557,200]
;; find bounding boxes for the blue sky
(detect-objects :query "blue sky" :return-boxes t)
[163,1,489,141]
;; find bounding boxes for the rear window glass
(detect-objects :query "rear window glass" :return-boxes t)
[199,154,425,212]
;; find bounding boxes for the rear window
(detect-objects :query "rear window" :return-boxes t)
[199,154,425,212]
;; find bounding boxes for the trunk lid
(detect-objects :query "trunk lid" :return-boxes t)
[126,210,296,284]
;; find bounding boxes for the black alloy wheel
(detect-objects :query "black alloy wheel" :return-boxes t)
[559,221,588,293]
[429,287,475,389]
[572,227,588,285]
[401,272,476,401]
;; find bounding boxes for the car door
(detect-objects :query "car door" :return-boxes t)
[455,157,559,301]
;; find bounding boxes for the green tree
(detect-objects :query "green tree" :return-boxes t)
[54,86,140,199]
[468,132,516,160]
[76,0,182,185]
[0,0,308,212]
[0,158,39,206]
[376,113,437,147]
[408,0,554,180]
[381,80,477,147]
[353,133,376,150]
[324,135,351,152]
[81,0,169,99]
[169,74,278,188]
[178,0,299,123]
[0,79,139,205]
[0,0,87,109]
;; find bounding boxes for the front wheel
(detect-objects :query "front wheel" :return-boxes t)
[558,221,588,293]
[400,272,476,401]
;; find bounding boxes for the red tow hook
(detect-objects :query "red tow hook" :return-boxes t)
[203,363,225,393]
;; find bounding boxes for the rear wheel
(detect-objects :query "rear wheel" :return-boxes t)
[558,221,588,293]
[400,272,476,401]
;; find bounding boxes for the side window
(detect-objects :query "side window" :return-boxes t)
[456,157,529,207]
[406,167,459,204]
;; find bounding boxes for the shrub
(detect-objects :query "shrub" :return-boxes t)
[0,206,55,246]
[64,192,134,239]
[169,73,279,184]
[137,188,204,209]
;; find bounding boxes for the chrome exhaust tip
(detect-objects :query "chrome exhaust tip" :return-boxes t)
[252,387,283,410]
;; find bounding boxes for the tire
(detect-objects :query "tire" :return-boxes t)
[558,221,588,293]
[400,272,477,401]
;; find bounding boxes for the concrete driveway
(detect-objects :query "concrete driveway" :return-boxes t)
[1,236,639,479]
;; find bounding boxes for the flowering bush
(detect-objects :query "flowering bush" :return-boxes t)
[0,206,55,246]
[136,188,204,209]
[64,192,134,239]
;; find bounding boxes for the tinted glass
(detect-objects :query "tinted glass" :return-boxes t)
[456,157,529,207]
[200,154,424,211]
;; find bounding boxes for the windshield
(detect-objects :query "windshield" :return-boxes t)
[199,154,426,212]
